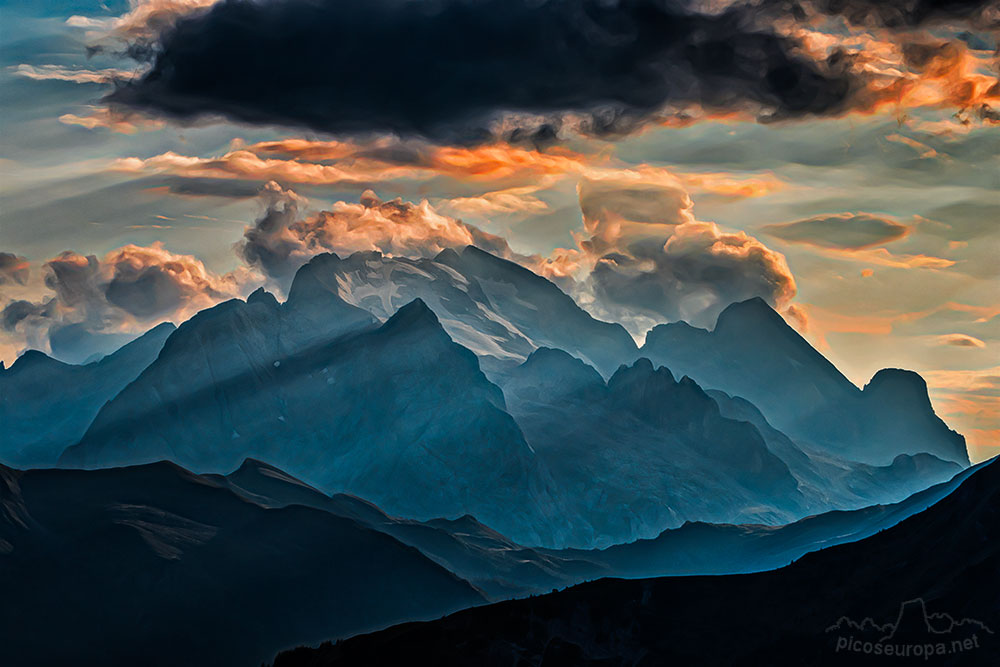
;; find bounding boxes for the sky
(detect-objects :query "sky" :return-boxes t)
[0,0,998,461]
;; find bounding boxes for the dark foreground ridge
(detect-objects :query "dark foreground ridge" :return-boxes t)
[273,457,999,666]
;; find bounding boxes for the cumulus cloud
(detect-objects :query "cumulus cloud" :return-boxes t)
[1,244,255,362]
[107,0,873,143]
[570,170,799,331]
[0,253,30,285]
[762,212,911,249]
[589,220,798,329]
[238,182,517,282]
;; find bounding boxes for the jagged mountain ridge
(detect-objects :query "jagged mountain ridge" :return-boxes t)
[500,349,810,546]
[295,246,638,377]
[640,297,967,465]
[0,322,175,467]
[0,245,965,548]
[60,298,571,546]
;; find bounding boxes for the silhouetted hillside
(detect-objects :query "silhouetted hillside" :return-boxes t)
[272,457,998,666]
[0,462,484,667]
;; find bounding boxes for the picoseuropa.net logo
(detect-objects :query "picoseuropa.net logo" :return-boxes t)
[826,598,993,660]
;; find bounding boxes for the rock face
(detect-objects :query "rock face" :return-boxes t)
[293,246,637,376]
[0,322,175,467]
[0,461,484,667]
[640,297,967,465]
[60,297,569,546]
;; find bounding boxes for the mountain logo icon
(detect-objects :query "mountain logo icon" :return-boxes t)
[826,598,992,659]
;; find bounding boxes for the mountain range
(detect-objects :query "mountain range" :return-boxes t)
[3,454,989,667]
[1,246,968,549]
[271,457,999,666]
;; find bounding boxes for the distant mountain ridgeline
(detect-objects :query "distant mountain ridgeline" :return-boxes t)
[271,455,999,667]
[2,457,987,667]
[2,246,969,548]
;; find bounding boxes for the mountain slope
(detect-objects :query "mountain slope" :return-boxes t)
[553,457,987,579]
[706,388,963,508]
[640,297,967,465]
[295,247,637,377]
[0,322,175,467]
[271,456,999,666]
[500,351,807,546]
[217,458,607,599]
[0,461,484,667]
[60,299,569,546]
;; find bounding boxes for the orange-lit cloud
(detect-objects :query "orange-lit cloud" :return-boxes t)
[77,0,219,43]
[0,242,257,361]
[237,183,515,280]
[112,149,422,184]
[795,27,1000,123]
[114,138,788,207]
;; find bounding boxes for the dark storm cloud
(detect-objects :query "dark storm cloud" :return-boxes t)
[802,0,1000,30]
[762,212,911,250]
[109,0,868,143]
[0,252,30,285]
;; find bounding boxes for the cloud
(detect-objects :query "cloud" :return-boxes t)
[107,0,872,143]
[0,252,30,285]
[235,182,560,289]
[936,333,987,348]
[113,148,423,185]
[571,169,799,330]
[1,244,255,362]
[763,212,911,250]
[438,185,551,218]
[59,106,164,133]
[12,64,134,85]
[111,140,603,193]
[239,183,488,281]
[800,0,1000,29]
[589,220,799,329]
